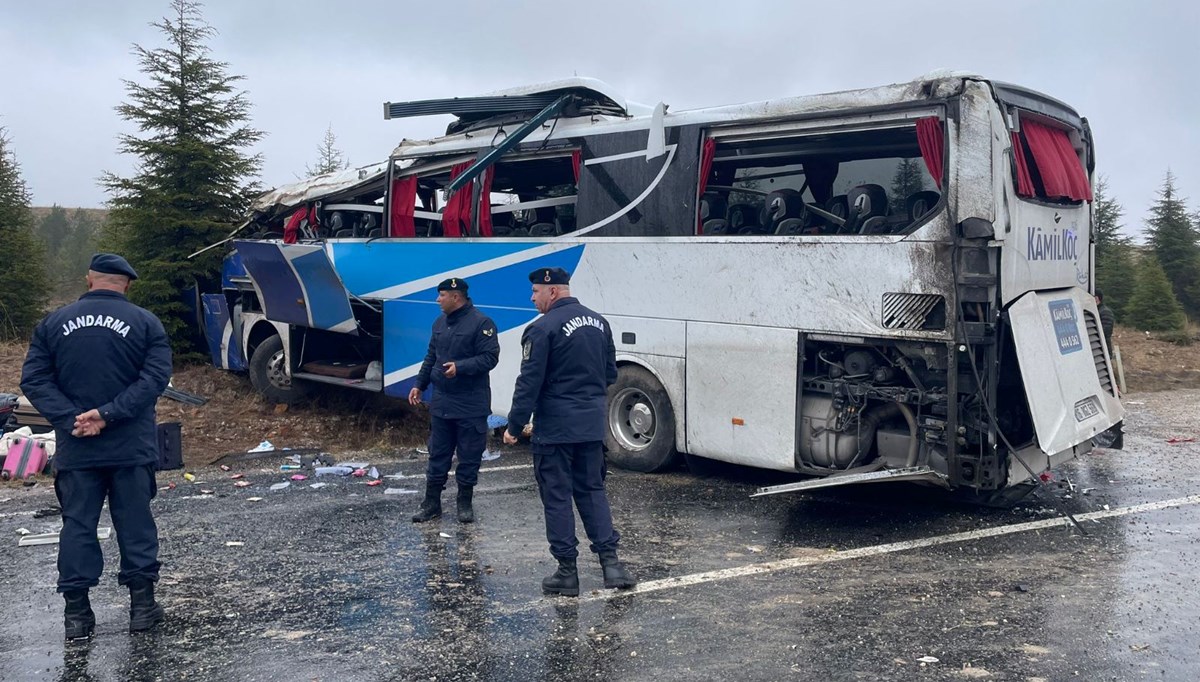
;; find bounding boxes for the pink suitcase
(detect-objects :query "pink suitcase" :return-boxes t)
[2,436,48,480]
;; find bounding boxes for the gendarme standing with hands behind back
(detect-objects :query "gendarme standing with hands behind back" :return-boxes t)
[19,253,172,640]
[504,267,636,596]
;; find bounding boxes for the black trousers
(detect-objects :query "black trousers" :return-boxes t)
[54,464,161,592]
[427,415,487,490]
[533,441,620,560]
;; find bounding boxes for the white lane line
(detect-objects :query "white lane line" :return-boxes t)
[574,494,1200,603]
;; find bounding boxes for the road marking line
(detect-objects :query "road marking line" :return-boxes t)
[574,494,1200,603]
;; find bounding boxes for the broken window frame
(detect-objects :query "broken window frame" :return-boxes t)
[699,109,946,238]
[389,148,579,238]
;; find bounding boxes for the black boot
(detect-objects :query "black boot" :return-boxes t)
[456,486,475,524]
[63,590,95,640]
[542,557,580,597]
[128,579,164,632]
[598,551,637,589]
[411,483,442,523]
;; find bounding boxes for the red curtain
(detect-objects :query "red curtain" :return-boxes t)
[571,149,582,185]
[477,165,494,238]
[442,162,474,237]
[389,175,418,237]
[916,117,944,190]
[696,138,716,233]
[1021,119,1092,201]
[1011,132,1036,197]
[282,205,308,243]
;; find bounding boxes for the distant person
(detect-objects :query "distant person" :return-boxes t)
[504,267,635,596]
[1096,288,1115,351]
[409,277,500,524]
[20,254,172,640]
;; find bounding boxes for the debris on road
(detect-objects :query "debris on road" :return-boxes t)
[1166,437,1196,444]
[315,466,354,476]
[269,482,290,491]
[917,656,939,664]
[19,527,112,547]
[249,440,275,453]
[234,481,251,488]
[366,480,383,487]
[289,474,308,481]
[384,488,418,495]
[226,541,244,547]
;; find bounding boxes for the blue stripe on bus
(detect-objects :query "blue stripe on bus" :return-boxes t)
[329,241,551,297]
[381,245,585,396]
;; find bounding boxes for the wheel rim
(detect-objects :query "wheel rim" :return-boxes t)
[266,350,292,390]
[609,387,656,451]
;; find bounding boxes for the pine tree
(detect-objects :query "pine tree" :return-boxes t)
[0,127,49,339]
[36,205,72,258]
[1143,171,1200,318]
[1125,256,1187,332]
[1092,177,1135,316]
[305,124,348,177]
[889,158,927,216]
[100,0,263,356]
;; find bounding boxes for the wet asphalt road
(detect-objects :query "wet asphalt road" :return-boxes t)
[2,392,1198,681]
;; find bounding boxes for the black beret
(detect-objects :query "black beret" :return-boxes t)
[437,277,468,293]
[529,267,570,285]
[89,253,139,280]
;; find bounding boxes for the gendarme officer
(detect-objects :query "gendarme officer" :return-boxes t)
[409,277,500,523]
[20,253,172,640]
[504,267,635,596]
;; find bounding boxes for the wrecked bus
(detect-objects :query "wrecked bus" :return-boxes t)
[203,73,1123,502]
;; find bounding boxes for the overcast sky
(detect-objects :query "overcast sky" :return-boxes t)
[2,0,1197,239]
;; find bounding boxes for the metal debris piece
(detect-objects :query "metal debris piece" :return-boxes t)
[19,527,111,547]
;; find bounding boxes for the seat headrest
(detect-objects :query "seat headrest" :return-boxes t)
[906,191,940,222]
[847,184,888,220]
[764,189,806,224]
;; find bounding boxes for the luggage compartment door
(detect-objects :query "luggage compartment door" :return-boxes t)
[234,241,357,334]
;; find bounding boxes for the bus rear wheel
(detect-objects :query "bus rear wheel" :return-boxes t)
[605,365,680,473]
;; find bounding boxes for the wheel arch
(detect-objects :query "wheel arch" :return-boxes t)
[614,353,686,454]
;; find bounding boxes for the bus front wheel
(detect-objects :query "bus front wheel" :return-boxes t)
[605,365,680,473]
[249,335,310,405]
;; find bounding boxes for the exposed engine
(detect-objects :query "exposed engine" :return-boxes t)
[797,343,949,475]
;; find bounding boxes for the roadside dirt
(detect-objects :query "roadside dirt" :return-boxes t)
[1,341,429,467]
[1,322,1195,467]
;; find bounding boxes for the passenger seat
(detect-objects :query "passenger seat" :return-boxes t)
[846,184,889,234]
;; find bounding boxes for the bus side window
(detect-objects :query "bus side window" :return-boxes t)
[699,125,942,237]
[485,154,578,238]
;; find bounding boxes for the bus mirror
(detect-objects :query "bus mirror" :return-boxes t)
[959,218,994,240]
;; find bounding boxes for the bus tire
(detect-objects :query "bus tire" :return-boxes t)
[248,335,310,405]
[605,365,680,473]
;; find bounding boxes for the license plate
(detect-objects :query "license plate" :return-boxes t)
[1074,396,1100,422]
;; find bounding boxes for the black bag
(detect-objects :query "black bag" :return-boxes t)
[156,422,183,471]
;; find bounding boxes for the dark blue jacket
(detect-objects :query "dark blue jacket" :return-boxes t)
[414,301,500,419]
[506,297,617,445]
[20,290,172,470]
